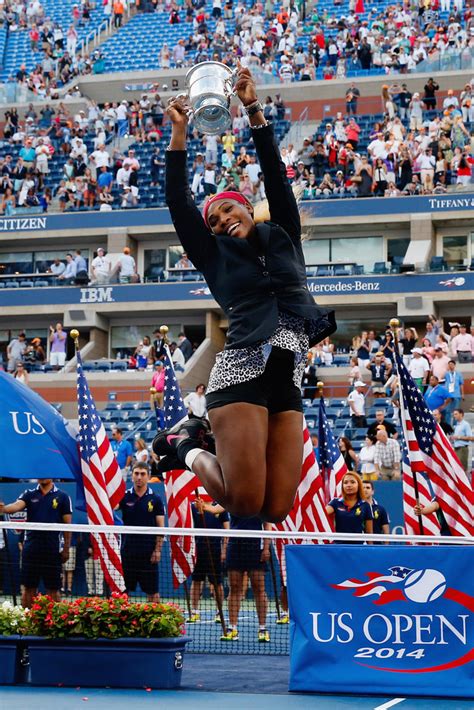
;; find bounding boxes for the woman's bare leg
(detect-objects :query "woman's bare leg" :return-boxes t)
[228,570,244,627]
[249,569,268,627]
[260,410,303,522]
[189,403,269,518]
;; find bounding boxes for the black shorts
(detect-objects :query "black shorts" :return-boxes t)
[226,539,266,572]
[192,545,223,584]
[206,347,303,415]
[21,546,62,591]
[122,550,158,595]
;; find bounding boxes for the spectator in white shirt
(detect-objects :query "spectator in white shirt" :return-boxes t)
[245,154,261,185]
[184,384,207,418]
[90,144,110,170]
[418,147,435,189]
[116,165,131,188]
[408,348,430,389]
[170,342,186,372]
[91,247,111,284]
[116,247,136,284]
[348,381,367,428]
[451,324,473,363]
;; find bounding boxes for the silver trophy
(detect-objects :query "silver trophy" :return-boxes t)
[181,61,236,135]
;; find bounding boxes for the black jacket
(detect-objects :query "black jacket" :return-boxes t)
[166,123,336,349]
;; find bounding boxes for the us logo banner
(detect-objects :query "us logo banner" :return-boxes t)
[286,546,474,697]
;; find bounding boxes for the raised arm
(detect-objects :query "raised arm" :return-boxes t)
[234,65,301,243]
[165,98,215,272]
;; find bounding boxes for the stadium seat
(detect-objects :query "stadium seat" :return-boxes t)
[373,262,388,274]
[333,266,350,276]
[429,256,448,272]
[5,281,19,288]
[317,266,332,277]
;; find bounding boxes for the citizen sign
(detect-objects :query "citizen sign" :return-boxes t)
[0,217,47,231]
[80,287,115,303]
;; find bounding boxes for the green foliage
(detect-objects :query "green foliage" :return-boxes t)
[24,593,185,640]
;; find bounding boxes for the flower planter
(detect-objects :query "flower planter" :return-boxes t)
[0,636,27,685]
[24,635,191,689]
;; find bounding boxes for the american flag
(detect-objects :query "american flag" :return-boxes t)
[402,442,440,537]
[76,352,125,593]
[273,420,333,584]
[318,397,348,500]
[395,351,474,537]
[161,344,199,587]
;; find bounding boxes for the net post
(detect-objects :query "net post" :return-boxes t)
[268,544,282,621]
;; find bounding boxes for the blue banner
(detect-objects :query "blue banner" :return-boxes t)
[287,545,474,697]
[0,271,472,307]
[0,372,80,480]
[0,193,473,233]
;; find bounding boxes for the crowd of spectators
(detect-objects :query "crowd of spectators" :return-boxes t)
[0,0,471,96]
[1,75,472,215]
[147,0,473,82]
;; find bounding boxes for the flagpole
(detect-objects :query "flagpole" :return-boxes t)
[268,545,282,621]
[389,317,425,536]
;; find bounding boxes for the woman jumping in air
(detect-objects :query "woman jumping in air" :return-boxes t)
[153,64,336,522]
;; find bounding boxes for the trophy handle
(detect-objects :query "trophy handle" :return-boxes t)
[224,68,239,99]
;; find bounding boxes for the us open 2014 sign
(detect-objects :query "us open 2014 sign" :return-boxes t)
[286,546,474,697]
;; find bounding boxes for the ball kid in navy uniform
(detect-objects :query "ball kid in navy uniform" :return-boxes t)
[326,472,373,542]
[363,481,390,543]
[188,497,230,623]
[118,462,165,602]
[0,478,72,607]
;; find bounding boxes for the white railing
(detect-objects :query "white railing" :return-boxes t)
[77,18,113,57]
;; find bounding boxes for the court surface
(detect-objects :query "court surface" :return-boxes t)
[1,654,472,710]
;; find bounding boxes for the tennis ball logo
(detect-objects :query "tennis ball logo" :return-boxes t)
[403,568,447,603]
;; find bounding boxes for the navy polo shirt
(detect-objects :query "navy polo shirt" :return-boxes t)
[328,497,373,535]
[369,500,389,535]
[119,486,165,552]
[192,503,229,551]
[18,485,72,551]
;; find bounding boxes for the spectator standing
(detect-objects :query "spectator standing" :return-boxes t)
[348,381,367,428]
[7,331,26,372]
[450,409,473,476]
[366,353,391,397]
[113,0,125,28]
[424,375,452,414]
[374,429,401,480]
[134,438,150,465]
[178,332,193,362]
[116,246,137,284]
[433,408,453,437]
[359,435,377,481]
[111,428,134,481]
[408,348,430,390]
[0,479,72,608]
[423,317,440,347]
[423,78,439,110]
[367,410,398,439]
[345,83,360,115]
[450,324,472,364]
[91,247,111,284]
[118,462,165,602]
[363,481,390,541]
[431,346,450,383]
[184,384,207,418]
[444,360,464,426]
[74,249,88,285]
[49,323,67,370]
[150,361,165,409]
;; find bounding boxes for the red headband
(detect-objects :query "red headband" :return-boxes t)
[202,191,252,229]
